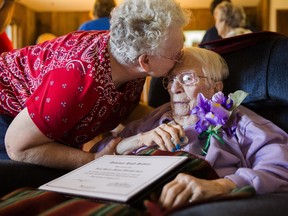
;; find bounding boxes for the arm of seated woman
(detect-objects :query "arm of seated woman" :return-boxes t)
[159,173,237,208]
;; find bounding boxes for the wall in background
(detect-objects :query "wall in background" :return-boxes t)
[11,2,89,48]
[11,3,36,47]
[36,12,89,40]
[15,0,288,52]
[270,0,288,32]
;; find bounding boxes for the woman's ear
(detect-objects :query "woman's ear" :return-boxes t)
[138,54,150,72]
[214,81,223,92]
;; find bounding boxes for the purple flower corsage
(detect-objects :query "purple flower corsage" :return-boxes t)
[191,90,248,155]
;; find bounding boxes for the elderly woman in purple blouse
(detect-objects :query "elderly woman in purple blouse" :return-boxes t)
[93,47,288,208]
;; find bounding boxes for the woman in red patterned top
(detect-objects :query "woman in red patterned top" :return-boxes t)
[0,0,189,169]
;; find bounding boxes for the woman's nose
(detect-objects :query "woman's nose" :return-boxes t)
[170,80,184,94]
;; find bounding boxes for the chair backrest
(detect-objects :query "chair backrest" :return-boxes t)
[200,31,288,132]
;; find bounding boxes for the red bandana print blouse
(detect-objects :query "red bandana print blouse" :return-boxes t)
[0,31,145,148]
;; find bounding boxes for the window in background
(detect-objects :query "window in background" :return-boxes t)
[6,24,19,49]
[183,30,206,47]
[6,25,12,40]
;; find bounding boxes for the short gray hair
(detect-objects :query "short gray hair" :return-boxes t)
[184,47,229,82]
[109,0,189,65]
[216,1,246,28]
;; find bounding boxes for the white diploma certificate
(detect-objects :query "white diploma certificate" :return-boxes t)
[39,155,188,203]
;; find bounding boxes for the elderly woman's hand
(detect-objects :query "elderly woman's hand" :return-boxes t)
[139,123,186,151]
[159,173,237,208]
[115,123,186,154]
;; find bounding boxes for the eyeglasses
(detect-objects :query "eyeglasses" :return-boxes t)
[162,72,208,89]
[159,48,184,63]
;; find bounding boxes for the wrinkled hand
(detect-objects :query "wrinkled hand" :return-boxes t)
[159,173,237,208]
[94,137,121,159]
[115,123,186,154]
[138,123,186,152]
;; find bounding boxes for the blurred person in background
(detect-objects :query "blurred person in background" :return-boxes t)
[78,0,115,31]
[214,1,252,38]
[200,0,231,44]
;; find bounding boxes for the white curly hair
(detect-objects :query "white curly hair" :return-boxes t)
[109,0,189,65]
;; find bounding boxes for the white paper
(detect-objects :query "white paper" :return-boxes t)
[39,155,188,202]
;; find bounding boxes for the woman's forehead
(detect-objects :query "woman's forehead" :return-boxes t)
[172,55,202,75]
